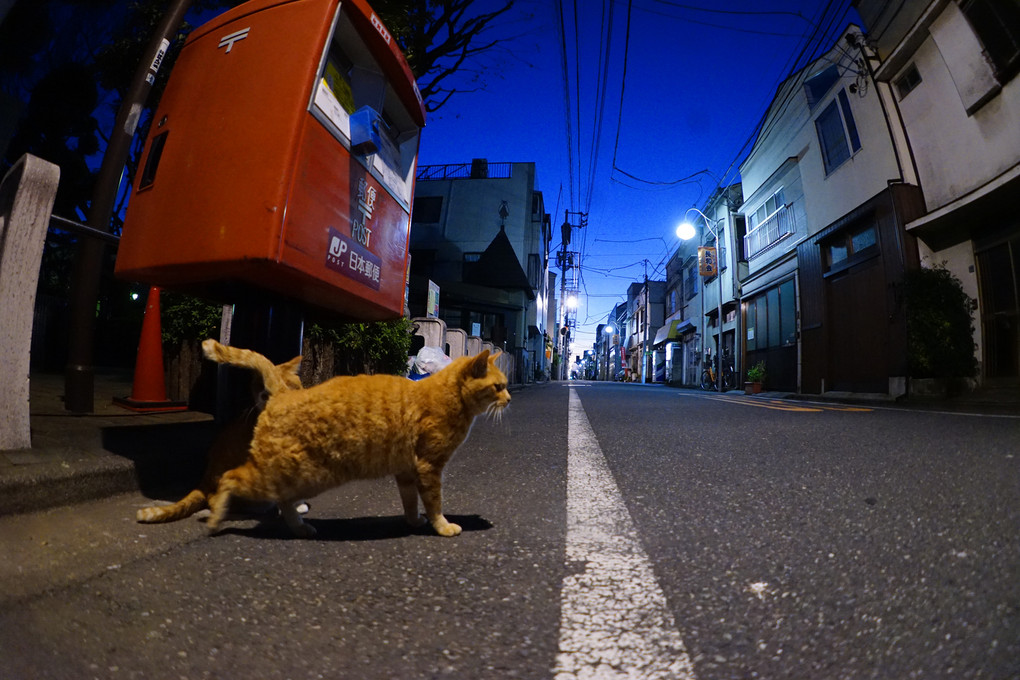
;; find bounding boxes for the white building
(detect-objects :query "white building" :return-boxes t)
[738,24,925,395]
[853,0,1020,387]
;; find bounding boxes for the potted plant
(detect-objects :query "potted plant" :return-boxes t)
[745,361,766,394]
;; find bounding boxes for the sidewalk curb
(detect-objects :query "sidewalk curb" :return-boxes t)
[0,454,139,516]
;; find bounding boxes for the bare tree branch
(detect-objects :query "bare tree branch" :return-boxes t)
[373,0,520,112]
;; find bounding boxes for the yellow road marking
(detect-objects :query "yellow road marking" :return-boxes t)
[703,395,873,413]
[704,395,822,412]
[768,399,873,412]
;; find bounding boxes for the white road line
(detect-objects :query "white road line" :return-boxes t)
[555,388,696,680]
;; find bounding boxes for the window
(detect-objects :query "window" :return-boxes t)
[744,188,796,258]
[527,253,541,288]
[838,90,861,151]
[779,279,797,346]
[960,0,1020,82]
[412,195,443,223]
[746,299,757,350]
[748,188,786,232]
[824,224,878,271]
[895,63,923,99]
[816,88,861,174]
[462,252,482,280]
[746,279,797,351]
[684,263,698,301]
[803,64,840,109]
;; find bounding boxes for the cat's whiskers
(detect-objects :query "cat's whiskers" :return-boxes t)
[484,400,508,425]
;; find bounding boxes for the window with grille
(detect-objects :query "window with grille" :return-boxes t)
[894,63,923,99]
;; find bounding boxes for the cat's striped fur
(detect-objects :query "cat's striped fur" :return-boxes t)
[205,349,510,538]
[135,341,302,523]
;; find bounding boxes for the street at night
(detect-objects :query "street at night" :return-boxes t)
[2,383,1017,679]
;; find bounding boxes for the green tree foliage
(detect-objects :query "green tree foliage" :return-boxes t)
[308,317,414,376]
[904,264,978,379]
[159,291,222,348]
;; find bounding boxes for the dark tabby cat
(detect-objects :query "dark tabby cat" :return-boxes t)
[136,341,302,523]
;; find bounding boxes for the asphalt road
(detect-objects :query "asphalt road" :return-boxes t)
[0,382,1017,679]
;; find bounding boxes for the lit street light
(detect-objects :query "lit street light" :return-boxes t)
[677,207,724,392]
[602,324,615,381]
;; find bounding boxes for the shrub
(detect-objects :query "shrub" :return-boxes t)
[307,317,414,376]
[746,361,766,383]
[160,292,221,347]
[903,264,977,379]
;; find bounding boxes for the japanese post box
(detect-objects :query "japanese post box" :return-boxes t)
[116,0,426,320]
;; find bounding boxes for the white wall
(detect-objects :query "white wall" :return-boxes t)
[892,4,1020,211]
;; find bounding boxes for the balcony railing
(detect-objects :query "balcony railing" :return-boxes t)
[744,203,796,258]
[416,162,513,181]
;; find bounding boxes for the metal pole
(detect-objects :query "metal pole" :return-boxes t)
[684,206,723,392]
[712,221,723,393]
[65,0,194,412]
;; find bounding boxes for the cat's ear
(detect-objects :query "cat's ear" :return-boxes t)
[468,350,490,378]
[489,349,503,362]
[280,355,302,375]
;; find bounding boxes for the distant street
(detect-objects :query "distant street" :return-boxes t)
[1,383,1017,679]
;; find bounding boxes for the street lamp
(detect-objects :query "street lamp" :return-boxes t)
[602,324,615,382]
[676,207,724,392]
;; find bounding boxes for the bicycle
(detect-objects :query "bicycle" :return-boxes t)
[700,354,736,392]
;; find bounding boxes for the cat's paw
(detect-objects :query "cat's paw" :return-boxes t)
[434,522,462,537]
[290,521,317,539]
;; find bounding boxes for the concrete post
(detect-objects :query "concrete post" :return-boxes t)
[466,336,482,356]
[411,317,447,351]
[0,155,60,450]
[445,328,467,359]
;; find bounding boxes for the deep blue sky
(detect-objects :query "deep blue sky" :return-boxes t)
[417,0,858,352]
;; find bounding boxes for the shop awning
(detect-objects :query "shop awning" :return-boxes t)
[652,319,695,346]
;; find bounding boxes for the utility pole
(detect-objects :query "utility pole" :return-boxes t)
[557,210,586,379]
[65,0,193,412]
[642,259,648,383]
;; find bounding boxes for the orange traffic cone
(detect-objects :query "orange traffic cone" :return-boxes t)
[114,286,188,412]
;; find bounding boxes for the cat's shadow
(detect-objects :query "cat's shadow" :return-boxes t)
[214,514,494,541]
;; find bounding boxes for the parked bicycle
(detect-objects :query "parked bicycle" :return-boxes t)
[700,352,736,391]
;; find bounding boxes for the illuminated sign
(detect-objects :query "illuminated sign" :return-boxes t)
[698,246,718,277]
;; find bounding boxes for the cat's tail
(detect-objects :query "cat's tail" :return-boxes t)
[205,464,251,535]
[136,489,207,523]
[201,339,302,396]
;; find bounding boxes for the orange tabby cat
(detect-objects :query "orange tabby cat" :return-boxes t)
[206,349,510,538]
[135,341,303,523]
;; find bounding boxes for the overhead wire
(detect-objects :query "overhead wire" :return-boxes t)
[569,0,856,333]
[584,0,614,214]
[555,0,576,212]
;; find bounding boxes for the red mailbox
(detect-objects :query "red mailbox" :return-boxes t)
[116,0,425,320]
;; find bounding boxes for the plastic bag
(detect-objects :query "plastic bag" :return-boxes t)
[410,346,452,379]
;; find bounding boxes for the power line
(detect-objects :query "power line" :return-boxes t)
[555,0,576,212]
